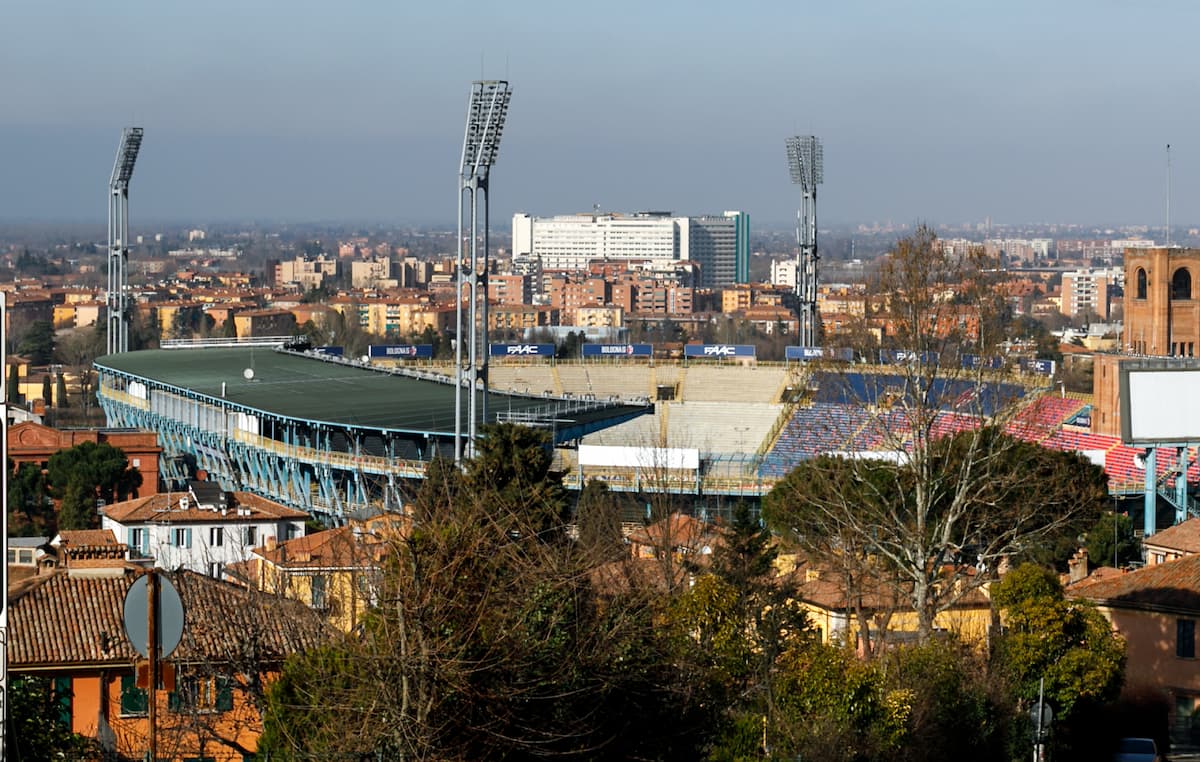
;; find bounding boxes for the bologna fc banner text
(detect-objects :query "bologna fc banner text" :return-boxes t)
[786,346,854,362]
[367,344,434,359]
[581,343,653,358]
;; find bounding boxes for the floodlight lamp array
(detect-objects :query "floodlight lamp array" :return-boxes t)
[460,81,511,178]
[786,135,823,188]
[110,127,144,189]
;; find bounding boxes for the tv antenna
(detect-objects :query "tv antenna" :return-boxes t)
[1166,143,1173,247]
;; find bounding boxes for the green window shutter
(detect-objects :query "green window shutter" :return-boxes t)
[120,674,148,715]
[185,528,193,548]
[52,676,72,725]
[168,690,181,712]
[216,677,234,712]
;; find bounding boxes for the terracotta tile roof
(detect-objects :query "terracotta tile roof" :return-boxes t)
[253,526,388,570]
[1143,517,1200,555]
[795,558,990,612]
[103,491,308,524]
[1067,552,1200,612]
[627,513,725,553]
[9,568,331,670]
[55,529,120,547]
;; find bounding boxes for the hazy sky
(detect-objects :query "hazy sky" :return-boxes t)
[3,1,1198,228]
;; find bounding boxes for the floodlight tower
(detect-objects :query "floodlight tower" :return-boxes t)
[107,127,144,355]
[455,81,511,463]
[786,135,823,348]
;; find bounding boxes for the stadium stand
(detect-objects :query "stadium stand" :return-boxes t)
[556,365,654,401]
[488,365,560,397]
[1003,394,1088,442]
[759,403,873,477]
[682,365,787,403]
[663,402,783,455]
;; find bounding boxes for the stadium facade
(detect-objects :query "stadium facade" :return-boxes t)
[95,346,651,521]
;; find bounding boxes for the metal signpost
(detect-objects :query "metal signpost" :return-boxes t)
[123,571,185,762]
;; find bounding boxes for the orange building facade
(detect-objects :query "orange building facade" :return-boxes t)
[1124,247,1200,357]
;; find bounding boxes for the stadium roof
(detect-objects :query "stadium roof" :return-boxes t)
[96,348,649,438]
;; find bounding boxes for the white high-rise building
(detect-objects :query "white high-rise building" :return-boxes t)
[512,212,685,272]
[512,210,750,286]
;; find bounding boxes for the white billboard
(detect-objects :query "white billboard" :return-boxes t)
[578,445,700,470]
[1119,360,1200,445]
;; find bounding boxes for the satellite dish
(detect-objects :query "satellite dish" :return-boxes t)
[1133,449,1148,470]
[243,368,255,381]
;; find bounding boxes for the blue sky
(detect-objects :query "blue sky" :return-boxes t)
[2,1,1198,228]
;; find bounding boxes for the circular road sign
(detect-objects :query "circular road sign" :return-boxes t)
[122,573,185,659]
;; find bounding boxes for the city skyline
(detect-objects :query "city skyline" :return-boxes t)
[4,1,1199,228]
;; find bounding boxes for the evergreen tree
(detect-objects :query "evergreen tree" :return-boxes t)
[57,479,98,530]
[41,374,52,406]
[8,363,20,403]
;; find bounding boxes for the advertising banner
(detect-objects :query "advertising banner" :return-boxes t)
[489,343,556,358]
[959,354,1004,370]
[785,346,854,362]
[684,344,757,359]
[581,343,653,358]
[1020,358,1056,375]
[367,344,434,359]
[879,349,939,366]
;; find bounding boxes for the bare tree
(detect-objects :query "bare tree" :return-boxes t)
[764,227,1109,643]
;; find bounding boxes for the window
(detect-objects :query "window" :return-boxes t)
[243,526,258,546]
[127,527,148,556]
[1136,267,1148,299]
[209,527,223,547]
[209,562,224,579]
[311,575,328,609]
[1173,268,1193,300]
[169,675,234,714]
[172,528,192,549]
[119,674,149,716]
[1178,618,1195,658]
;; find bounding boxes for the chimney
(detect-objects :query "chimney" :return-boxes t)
[1068,548,1089,584]
[264,535,277,553]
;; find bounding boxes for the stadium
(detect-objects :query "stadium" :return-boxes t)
[92,339,1199,527]
[94,345,651,519]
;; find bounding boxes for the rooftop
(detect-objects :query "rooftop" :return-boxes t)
[1142,517,1200,555]
[1068,552,1200,613]
[96,347,649,436]
[9,568,331,668]
[103,491,309,524]
[254,525,388,570]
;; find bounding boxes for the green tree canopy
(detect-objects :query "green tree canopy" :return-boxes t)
[1086,510,1140,570]
[764,428,1110,641]
[991,563,1125,720]
[46,440,142,507]
[8,461,50,535]
[17,320,56,365]
[263,423,700,761]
